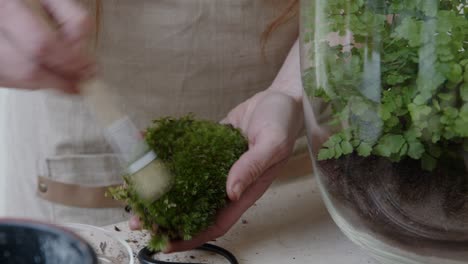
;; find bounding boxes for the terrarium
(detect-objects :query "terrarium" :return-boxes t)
[300,0,468,263]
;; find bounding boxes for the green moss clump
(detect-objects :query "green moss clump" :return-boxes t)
[109,115,248,251]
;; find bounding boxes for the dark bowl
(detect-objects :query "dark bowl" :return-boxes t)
[0,219,98,264]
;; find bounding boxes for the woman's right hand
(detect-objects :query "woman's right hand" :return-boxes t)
[0,0,94,93]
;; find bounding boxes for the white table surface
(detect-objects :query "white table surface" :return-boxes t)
[105,173,379,264]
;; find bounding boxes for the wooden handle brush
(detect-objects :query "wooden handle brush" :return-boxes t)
[24,0,173,202]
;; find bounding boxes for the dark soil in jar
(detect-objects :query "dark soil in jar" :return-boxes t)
[318,154,468,251]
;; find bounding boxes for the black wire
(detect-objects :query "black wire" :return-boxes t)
[138,243,239,264]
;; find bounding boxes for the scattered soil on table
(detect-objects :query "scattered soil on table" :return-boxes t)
[318,154,468,250]
[99,241,107,254]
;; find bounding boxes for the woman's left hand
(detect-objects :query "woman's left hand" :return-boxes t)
[163,87,304,252]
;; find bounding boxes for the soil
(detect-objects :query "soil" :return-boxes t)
[318,154,468,250]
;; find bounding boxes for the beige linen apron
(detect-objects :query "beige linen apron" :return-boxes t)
[2,0,305,226]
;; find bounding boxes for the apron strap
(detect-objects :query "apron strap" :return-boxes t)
[37,176,125,208]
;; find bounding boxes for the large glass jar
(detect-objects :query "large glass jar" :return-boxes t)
[300,1,468,263]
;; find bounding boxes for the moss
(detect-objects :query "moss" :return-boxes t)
[109,115,248,251]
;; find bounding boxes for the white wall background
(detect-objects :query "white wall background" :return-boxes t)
[0,89,7,214]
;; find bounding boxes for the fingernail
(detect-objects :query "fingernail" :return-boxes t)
[232,182,245,200]
[129,217,140,230]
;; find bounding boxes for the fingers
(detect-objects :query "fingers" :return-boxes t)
[222,92,301,201]
[0,0,53,56]
[129,144,285,253]
[166,162,284,253]
[41,0,93,41]
[129,216,142,231]
[0,34,78,93]
[34,0,95,77]
[226,130,290,201]
[0,0,94,86]
[129,215,159,234]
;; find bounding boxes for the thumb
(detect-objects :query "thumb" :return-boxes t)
[129,215,141,230]
[226,132,287,201]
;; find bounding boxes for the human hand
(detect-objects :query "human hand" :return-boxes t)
[166,90,304,252]
[0,0,94,93]
[130,89,305,252]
